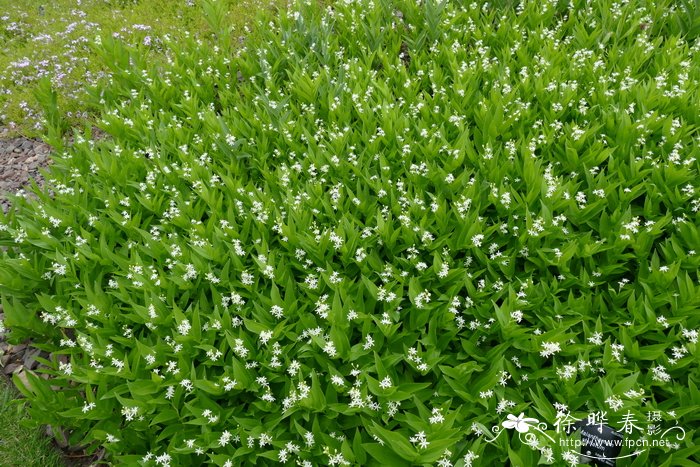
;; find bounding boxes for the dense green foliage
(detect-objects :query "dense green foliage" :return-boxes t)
[1,0,699,465]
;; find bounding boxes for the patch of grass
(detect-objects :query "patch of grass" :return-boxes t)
[0,376,65,466]
[0,0,281,137]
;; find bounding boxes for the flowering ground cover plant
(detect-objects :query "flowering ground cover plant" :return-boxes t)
[0,0,275,136]
[1,0,700,465]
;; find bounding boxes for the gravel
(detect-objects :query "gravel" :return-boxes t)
[0,132,52,214]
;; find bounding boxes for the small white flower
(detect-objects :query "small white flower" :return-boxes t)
[540,341,561,358]
[270,305,284,319]
[259,330,273,345]
[177,319,191,336]
[379,376,392,389]
[331,375,345,386]
[429,408,445,424]
[605,395,624,411]
[219,430,232,446]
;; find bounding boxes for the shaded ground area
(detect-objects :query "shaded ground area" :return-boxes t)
[0,129,51,213]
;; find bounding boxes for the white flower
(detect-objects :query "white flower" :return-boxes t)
[651,365,671,382]
[331,375,345,386]
[177,319,191,336]
[219,430,232,446]
[605,395,624,411]
[409,431,429,449]
[180,379,193,391]
[59,361,73,375]
[682,328,698,343]
[270,305,284,319]
[540,341,561,358]
[588,332,603,345]
[379,376,392,389]
[259,330,273,345]
[154,453,172,466]
[121,406,139,421]
[429,408,445,424]
[182,263,197,280]
[51,262,67,276]
[464,450,479,467]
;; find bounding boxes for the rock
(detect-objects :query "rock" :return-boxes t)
[3,362,22,375]
[46,426,69,449]
[0,353,12,367]
[13,367,33,391]
[8,343,27,354]
[23,348,42,370]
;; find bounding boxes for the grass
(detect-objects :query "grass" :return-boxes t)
[0,0,281,137]
[0,0,699,465]
[0,376,65,466]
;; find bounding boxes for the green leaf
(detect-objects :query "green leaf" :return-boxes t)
[368,422,416,462]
